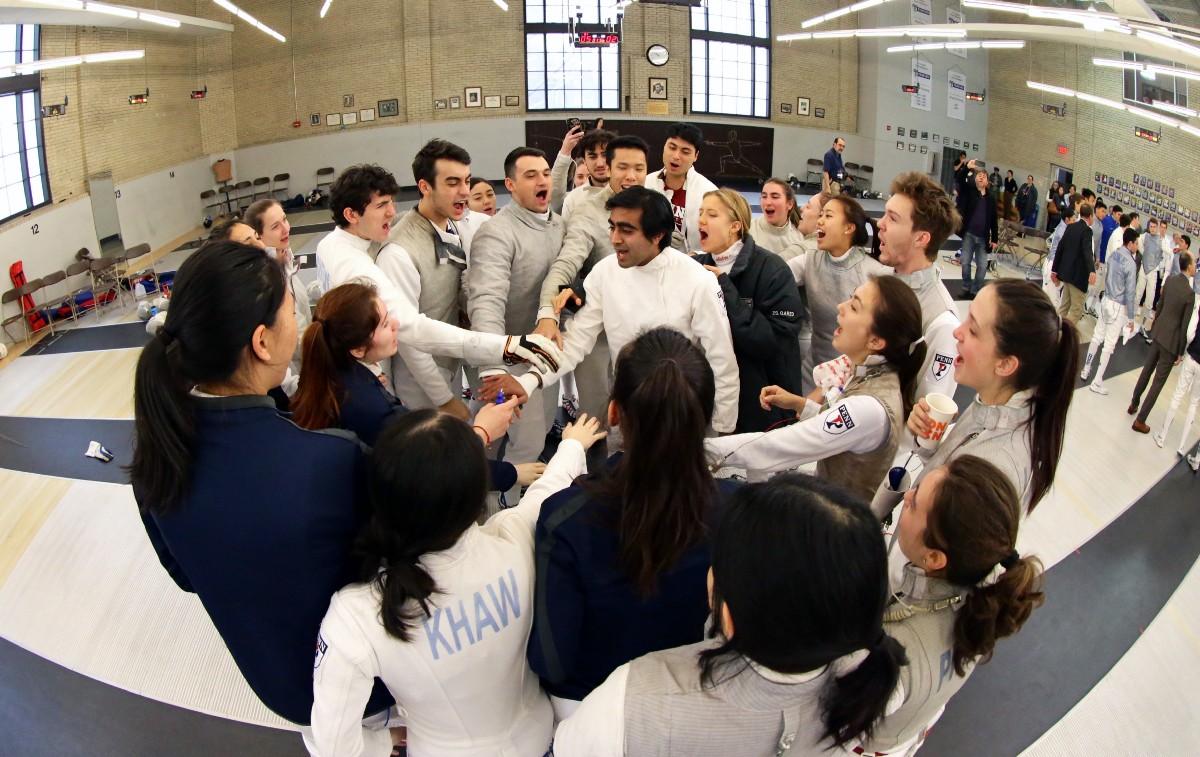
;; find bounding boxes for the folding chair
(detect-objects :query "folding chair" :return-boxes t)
[2,288,27,344]
[201,189,223,218]
[252,177,271,201]
[39,269,74,324]
[219,185,237,215]
[272,173,290,201]
[316,167,335,192]
[63,260,95,320]
[858,165,874,193]
[233,181,253,212]
[844,162,861,194]
[16,278,54,342]
[805,159,823,189]
[89,257,125,316]
[122,243,160,296]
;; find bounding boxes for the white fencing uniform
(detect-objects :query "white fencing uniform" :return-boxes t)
[1082,244,1139,391]
[308,439,588,757]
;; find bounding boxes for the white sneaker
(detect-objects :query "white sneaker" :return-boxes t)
[1154,432,1166,448]
[1080,368,1090,381]
[1089,382,1109,395]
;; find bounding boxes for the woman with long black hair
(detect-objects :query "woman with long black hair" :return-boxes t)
[555,474,905,756]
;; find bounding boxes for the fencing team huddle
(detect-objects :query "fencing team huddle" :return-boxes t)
[131,122,1071,756]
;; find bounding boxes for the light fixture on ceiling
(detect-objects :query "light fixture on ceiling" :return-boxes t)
[212,0,286,42]
[781,26,965,42]
[319,0,332,18]
[887,39,1022,52]
[800,0,894,30]
[1093,57,1144,70]
[1075,91,1126,111]
[0,48,144,75]
[21,0,181,27]
[491,0,509,9]
[1127,104,1183,126]
[1136,29,1200,59]
[1180,123,1200,138]
[1026,81,1076,97]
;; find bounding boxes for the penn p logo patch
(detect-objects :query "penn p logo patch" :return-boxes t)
[823,404,856,436]
[932,353,954,380]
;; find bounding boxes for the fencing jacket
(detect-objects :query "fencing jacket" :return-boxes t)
[555,638,866,757]
[706,359,900,501]
[516,248,740,433]
[561,181,609,227]
[895,265,960,401]
[539,186,616,322]
[138,394,393,726]
[379,208,470,409]
[749,216,804,257]
[315,227,502,375]
[788,246,893,382]
[1105,245,1140,317]
[856,564,970,755]
[644,166,719,253]
[466,201,565,376]
[308,439,588,757]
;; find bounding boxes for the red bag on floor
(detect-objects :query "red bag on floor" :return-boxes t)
[9,261,48,331]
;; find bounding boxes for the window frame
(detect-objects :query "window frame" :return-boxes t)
[524,0,622,113]
[1122,51,1189,113]
[0,24,51,227]
[690,0,772,120]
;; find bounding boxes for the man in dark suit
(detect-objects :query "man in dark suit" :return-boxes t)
[1131,251,1197,433]
[1016,174,1038,228]
[1050,202,1096,326]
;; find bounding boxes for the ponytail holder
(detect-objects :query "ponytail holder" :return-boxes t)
[908,335,926,356]
[312,317,325,326]
[1000,550,1020,570]
[158,326,177,346]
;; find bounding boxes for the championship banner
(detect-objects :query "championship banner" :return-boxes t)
[912,57,932,111]
[948,69,967,120]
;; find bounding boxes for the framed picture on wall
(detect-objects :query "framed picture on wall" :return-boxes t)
[326,113,341,126]
[485,95,502,108]
[814,107,825,118]
[797,97,810,116]
[649,77,668,100]
[435,99,448,110]
[933,134,940,142]
[505,95,520,106]
[450,96,460,109]
[465,87,482,107]
[360,108,375,122]
[310,113,321,126]
[378,99,399,117]
[780,102,792,114]
[908,143,917,152]
[920,145,928,154]
[896,141,905,150]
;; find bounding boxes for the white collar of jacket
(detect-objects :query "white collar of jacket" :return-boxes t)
[501,199,561,231]
[894,263,940,293]
[854,353,888,378]
[332,225,372,253]
[649,166,706,193]
[895,563,962,605]
[711,239,744,270]
[827,245,870,267]
[970,388,1035,430]
[419,522,479,569]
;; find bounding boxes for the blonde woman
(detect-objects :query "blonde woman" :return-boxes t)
[695,188,804,432]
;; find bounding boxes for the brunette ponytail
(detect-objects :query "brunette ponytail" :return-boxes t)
[990,280,1079,511]
[291,282,381,431]
[587,327,717,598]
[925,455,1045,675]
[869,275,926,418]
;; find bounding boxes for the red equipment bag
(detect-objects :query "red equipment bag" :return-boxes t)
[9,261,48,331]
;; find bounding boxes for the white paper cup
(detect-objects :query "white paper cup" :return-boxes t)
[916,392,958,450]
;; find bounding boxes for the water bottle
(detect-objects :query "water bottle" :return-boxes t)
[134,281,147,300]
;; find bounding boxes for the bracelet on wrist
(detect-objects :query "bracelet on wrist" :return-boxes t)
[473,425,492,447]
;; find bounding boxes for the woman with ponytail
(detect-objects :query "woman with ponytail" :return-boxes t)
[309,410,606,756]
[854,455,1044,755]
[750,178,805,254]
[291,281,542,490]
[903,279,1078,515]
[130,242,402,730]
[555,473,905,756]
[527,327,742,719]
[708,275,927,504]
[790,194,892,383]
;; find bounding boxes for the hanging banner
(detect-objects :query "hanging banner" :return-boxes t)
[910,0,933,42]
[947,8,967,57]
[948,69,967,120]
[911,57,932,111]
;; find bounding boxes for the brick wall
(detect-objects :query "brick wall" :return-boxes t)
[987,39,1200,235]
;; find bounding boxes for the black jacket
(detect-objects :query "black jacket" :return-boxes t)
[696,234,803,432]
[1051,219,1095,292]
[1017,183,1037,216]
[961,187,999,245]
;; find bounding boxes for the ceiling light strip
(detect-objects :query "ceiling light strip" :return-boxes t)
[211,0,285,41]
[5,48,144,75]
[800,0,895,30]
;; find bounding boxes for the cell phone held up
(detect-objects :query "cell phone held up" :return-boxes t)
[566,117,598,133]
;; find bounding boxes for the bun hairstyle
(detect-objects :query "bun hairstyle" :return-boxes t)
[359,410,489,641]
[291,282,382,432]
[702,474,904,747]
[988,279,1079,512]
[130,242,288,514]
[924,455,1045,675]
